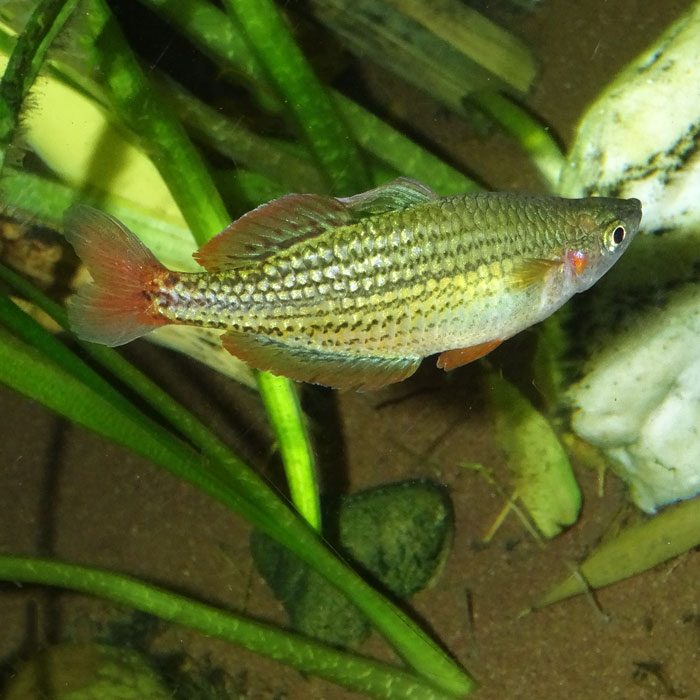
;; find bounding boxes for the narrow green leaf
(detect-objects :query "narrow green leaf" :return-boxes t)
[223,0,369,195]
[390,0,535,93]
[257,371,321,531]
[487,371,581,538]
[0,555,466,700]
[0,0,80,172]
[332,93,480,194]
[157,75,327,193]
[0,324,192,474]
[138,0,477,195]
[83,0,231,243]
[469,92,565,191]
[537,496,700,607]
[78,1,325,534]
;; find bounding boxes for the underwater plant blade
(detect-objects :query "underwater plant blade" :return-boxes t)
[391,0,536,92]
[77,1,324,522]
[0,292,127,414]
[0,555,472,700]
[83,0,231,243]
[257,371,321,531]
[537,496,700,607]
[0,37,191,243]
[0,325,174,468]
[469,91,565,191]
[487,372,581,538]
[223,0,369,195]
[158,75,327,193]
[0,0,80,172]
[333,93,479,194]
[138,0,477,195]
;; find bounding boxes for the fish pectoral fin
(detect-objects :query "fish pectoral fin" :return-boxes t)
[509,258,561,290]
[194,193,353,272]
[338,177,438,216]
[221,330,422,391]
[437,340,502,371]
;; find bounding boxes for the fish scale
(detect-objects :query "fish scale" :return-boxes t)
[64,178,642,389]
[156,194,632,356]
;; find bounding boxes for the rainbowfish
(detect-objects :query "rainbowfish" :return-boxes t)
[64,178,642,390]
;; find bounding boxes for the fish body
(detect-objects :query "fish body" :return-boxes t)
[65,178,642,389]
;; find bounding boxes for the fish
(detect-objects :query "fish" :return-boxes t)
[63,178,642,390]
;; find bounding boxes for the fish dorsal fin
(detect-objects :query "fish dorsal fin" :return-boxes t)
[338,177,438,216]
[194,193,352,272]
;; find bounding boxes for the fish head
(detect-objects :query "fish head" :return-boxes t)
[565,196,642,293]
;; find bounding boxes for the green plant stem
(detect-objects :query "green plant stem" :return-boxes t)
[0,167,199,270]
[138,0,270,92]
[390,0,535,93]
[157,75,327,193]
[0,292,141,421]
[137,0,477,195]
[469,91,565,191]
[85,0,230,245]
[0,282,280,529]
[223,0,369,195]
[79,1,322,532]
[0,5,473,691]
[0,264,473,695]
[0,555,466,700]
[0,263,274,529]
[0,324,210,493]
[257,371,321,531]
[332,93,480,194]
[0,0,80,173]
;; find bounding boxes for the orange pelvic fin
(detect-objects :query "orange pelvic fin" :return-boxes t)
[436,340,502,371]
[63,205,168,346]
[221,330,421,390]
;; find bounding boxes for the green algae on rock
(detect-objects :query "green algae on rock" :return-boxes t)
[2,644,171,700]
[250,479,453,647]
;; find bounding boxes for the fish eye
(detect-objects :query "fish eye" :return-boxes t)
[604,221,626,251]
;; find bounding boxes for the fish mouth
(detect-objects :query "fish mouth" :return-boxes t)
[621,198,643,232]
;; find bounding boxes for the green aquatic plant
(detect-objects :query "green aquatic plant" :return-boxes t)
[0,1,474,698]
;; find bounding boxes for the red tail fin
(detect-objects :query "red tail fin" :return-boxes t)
[64,206,167,346]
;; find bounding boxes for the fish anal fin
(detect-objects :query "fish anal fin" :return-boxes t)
[338,177,438,216]
[510,258,561,290]
[437,340,502,371]
[194,193,352,272]
[221,330,421,390]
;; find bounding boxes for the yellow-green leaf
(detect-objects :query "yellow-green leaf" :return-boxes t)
[487,372,581,538]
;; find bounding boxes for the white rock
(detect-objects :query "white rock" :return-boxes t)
[569,287,700,511]
[561,1,700,511]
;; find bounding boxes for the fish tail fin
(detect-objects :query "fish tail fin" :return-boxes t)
[64,205,168,346]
